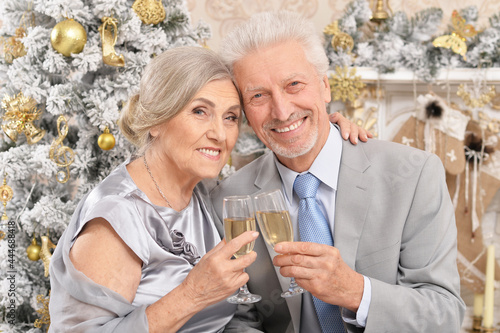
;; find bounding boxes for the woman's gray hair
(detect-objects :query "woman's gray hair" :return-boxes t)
[119,46,233,155]
[219,10,329,77]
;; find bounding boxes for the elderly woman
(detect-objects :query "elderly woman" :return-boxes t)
[49,46,365,332]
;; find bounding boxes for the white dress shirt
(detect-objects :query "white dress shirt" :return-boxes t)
[274,124,371,329]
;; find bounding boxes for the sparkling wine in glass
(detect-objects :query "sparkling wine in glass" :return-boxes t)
[223,195,262,304]
[254,189,305,297]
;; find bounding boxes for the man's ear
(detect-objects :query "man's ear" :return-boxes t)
[322,74,332,104]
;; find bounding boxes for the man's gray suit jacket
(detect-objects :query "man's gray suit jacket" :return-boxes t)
[210,138,465,333]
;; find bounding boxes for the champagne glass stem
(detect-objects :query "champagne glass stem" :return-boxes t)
[227,270,261,304]
[282,277,304,297]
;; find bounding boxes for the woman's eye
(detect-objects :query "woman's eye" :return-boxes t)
[193,108,205,115]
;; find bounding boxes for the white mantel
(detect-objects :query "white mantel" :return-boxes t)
[328,67,500,141]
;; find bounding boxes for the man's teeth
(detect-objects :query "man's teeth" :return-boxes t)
[274,119,304,133]
[199,148,220,156]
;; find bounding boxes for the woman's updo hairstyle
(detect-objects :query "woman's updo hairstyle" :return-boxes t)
[119,46,233,155]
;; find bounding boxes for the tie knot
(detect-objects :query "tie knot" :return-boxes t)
[293,173,321,199]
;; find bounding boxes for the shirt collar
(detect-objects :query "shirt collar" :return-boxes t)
[275,123,343,203]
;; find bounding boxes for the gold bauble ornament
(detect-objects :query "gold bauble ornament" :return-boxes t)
[324,21,354,53]
[50,19,87,57]
[332,33,354,53]
[27,237,41,261]
[98,127,115,150]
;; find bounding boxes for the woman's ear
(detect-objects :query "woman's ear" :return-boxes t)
[149,125,160,138]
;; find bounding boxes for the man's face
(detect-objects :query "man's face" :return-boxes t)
[233,40,331,170]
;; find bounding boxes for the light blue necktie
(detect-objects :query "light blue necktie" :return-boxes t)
[294,172,345,333]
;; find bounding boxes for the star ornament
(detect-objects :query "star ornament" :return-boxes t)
[432,10,478,60]
[329,66,365,103]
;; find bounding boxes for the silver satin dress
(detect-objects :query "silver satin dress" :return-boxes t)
[49,160,236,332]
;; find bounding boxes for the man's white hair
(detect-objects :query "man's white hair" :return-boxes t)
[219,10,329,77]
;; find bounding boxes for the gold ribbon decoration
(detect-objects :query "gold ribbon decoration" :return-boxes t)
[99,17,125,67]
[132,0,166,25]
[0,173,13,221]
[49,115,75,183]
[0,10,34,63]
[1,27,27,63]
[1,92,46,144]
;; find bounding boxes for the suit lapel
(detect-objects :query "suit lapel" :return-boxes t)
[335,140,371,270]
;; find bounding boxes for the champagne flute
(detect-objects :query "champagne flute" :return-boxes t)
[223,195,262,304]
[254,189,305,298]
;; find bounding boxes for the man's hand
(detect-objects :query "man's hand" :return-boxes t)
[273,241,364,312]
[330,112,373,144]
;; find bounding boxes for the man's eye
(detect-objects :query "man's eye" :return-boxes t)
[253,93,262,98]
[290,81,299,86]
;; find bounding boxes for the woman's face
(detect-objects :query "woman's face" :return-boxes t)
[151,79,241,181]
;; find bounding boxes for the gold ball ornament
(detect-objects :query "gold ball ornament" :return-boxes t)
[50,19,87,56]
[98,127,115,150]
[27,237,41,261]
[332,32,354,53]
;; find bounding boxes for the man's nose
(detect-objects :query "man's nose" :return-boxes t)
[270,93,292,121]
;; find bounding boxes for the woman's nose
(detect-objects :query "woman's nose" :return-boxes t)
[207,119,226,142]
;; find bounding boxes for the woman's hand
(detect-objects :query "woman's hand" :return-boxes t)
[181,231,259,308]
[147,231,259,332]
[329,112,373,144]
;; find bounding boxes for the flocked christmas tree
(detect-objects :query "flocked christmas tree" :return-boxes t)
[0,0,210,331]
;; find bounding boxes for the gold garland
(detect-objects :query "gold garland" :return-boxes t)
[34,292,50,332]
[457,84,496,109]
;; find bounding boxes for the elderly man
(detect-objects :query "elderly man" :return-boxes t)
[212,10,465,333]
